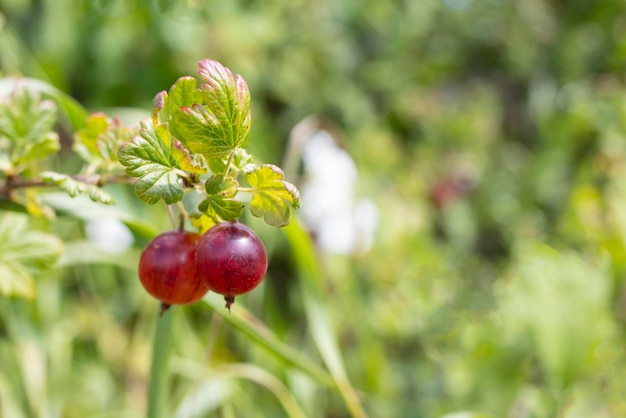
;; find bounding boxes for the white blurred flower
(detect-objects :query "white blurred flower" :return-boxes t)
[299,129,378,255]
[85,218,134,254]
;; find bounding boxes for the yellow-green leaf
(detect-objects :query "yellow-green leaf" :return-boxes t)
[246,164,301,227]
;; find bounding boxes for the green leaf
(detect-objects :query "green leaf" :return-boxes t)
[117,119,184,204]
[73,113,131,166]
[246,164,301,227]
[169,60,251,160]
[16,133,60,165]
[198,175,243,222]
[0,213,63,299]
[205,174,239,198]
[73,112,109,161]
[0,77,88,130]
[40,171,115,205]
[171,139,208,175]
[168,76,203,109]
[0,263,36,299]
[154,77,203,125]
[0,83,60,171]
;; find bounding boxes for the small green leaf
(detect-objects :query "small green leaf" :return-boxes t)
[73,112,109,161]
[154,77,203,125]
[205,175,239,198]
[73,113,131,166]
[198,175,243,222]
[169,60,251,161]
[117,119,184,204]
[0,84,60,172]
[16,133,60,165]
[247,164,301,227]
[198,197,243,223]
[0,213,63,299]
[40,171,115,205]
[0,77,88,130]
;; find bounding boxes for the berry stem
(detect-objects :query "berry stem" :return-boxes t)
[166,204,177,228]
[176,213,185,233]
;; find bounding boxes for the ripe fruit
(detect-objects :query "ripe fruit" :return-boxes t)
[195,221,268,309]
[138,229,208,313]
[429,174,473,210]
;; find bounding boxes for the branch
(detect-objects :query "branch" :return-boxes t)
[0,173,134,199]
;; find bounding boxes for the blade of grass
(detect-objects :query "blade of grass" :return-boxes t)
[284,217,369,418]
[171,360,308,418]
[202,294,334,388]
[147,308,175,418]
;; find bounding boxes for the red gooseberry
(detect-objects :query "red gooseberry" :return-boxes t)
[195,221,268,310]
[138,229,208,313]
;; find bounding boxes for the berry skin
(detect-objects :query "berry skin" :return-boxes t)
[138,229,208,312]
[195,222,268,309]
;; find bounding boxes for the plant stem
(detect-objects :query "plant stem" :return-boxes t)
[147,308,175,418]
[0,173,133,198]
[222,150,236,179]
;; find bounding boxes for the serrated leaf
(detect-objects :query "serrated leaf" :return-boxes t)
[41,171,115,205]
[0,213,63,299]
[169,60,251,161]
[247,164,301,227]
[171,105,233,159]
[16,133,60,164]
[205,175,239,198]
[154,77,204,125]
[117,119,184,204]
[169,76,203,109]
[198,196,243,223]
[0,83,60,171]
[198,175,243,222]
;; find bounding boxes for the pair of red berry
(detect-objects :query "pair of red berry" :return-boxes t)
[138,222,267,311]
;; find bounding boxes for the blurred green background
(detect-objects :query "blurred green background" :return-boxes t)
[2,0,626,417]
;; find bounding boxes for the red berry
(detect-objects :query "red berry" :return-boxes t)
[138,229,208,312]
[195,222,268,309]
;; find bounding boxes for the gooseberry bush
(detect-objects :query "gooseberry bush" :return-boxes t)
[0,59,367,418]
[119,59,299,312]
